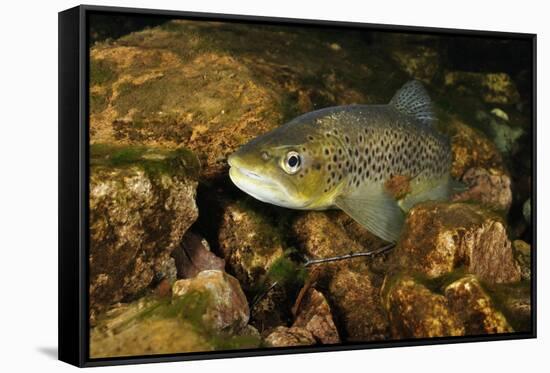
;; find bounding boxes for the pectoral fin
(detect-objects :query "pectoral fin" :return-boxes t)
[335,184,405,243]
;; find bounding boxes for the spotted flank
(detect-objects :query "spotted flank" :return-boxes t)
[228,81,457,242]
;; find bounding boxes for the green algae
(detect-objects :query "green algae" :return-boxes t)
[90,143,200,179]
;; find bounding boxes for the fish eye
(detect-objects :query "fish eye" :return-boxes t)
[282,151,301,174]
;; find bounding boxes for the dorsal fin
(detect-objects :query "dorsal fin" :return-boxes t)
[389,80,435,126]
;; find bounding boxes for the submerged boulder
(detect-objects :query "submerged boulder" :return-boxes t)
[448,118,506,180]
[264,326,316,347]
[89,145,200,321]
[172,270,249,333]
[390,202,521,284]
[293,288,340,344]
[444,275,513,334]
[218,200,286,292]
[444,71,520,105]
[383,276,465,339]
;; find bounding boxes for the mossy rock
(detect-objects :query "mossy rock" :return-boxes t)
[89,144,200,322]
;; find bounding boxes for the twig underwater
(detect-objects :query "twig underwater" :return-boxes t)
[303,243,395,267]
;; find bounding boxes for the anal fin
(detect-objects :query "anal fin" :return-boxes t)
[335,184,404,243]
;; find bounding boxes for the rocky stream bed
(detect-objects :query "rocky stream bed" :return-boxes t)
[87,19,532,358]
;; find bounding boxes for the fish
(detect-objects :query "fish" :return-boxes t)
[228,81,458,243]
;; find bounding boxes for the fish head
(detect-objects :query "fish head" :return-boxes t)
[228,117,339,209]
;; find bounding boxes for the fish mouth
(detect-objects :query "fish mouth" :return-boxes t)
[229,164,279,196]
[228,155,302,208]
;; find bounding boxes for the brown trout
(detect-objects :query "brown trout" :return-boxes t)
[228,81,458,242]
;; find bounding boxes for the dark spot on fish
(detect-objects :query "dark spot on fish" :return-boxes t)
[315,163,321,170]
[355,149,359,157]
[345,135,350,143]
[333,155,338,162]
[308,136,314,141]
[324,148,330,156]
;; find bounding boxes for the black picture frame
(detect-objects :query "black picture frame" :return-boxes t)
[59,4,537,368]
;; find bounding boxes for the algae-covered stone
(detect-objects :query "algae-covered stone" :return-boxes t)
[327,267,389,341]
[444,275,513,334]
[391,202,521,284]
[391,46,440,83]
[218,200,286,292]
[172,270,249,333]
[90,280,260,358]
[447,118,506,179]
[484,281,531,332]
[264,326,316,347]
[91,317,212,358]
[513,240,531,281]
[293,288,340,344]
[89,145,200,320]
[384,276,465,339]
[444,71,520,105]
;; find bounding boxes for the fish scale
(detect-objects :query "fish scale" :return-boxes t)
[228,81,458,242]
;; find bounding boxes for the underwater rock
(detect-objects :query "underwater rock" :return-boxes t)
[327,267,390,341]
[156,257,178,284]
[264,326,316,347]
[292,211,386,261]
[448,118,505,179]
[218,200,286,292]
[391,202,521,284]
[444,71,520,105]
[483,281,531,332]
[452,167,512,211]
[89,146,199,320]
[513,240,531,281]
[384,276,465,338]
[444,275,513,334]
[391,46,440,83]
[90,288,261,358]
[172,231,225,279]
[293,288,340,344]
[250,284,293,334]
[172,270,249,333]
[292,211,389,341]
[91,315,212,358]
[218,202,284,292]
